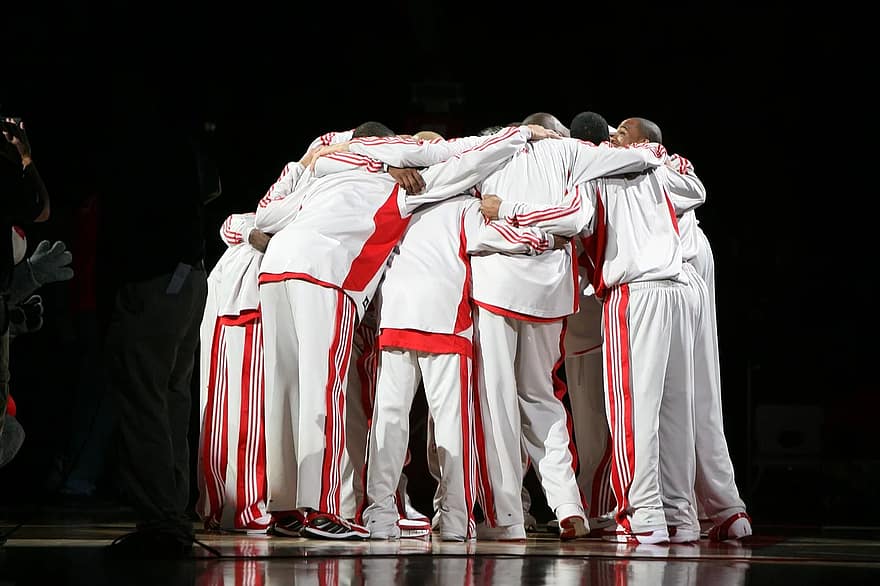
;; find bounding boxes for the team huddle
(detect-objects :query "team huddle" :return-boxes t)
[194,112,752,545]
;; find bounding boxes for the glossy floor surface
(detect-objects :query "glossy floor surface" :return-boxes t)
[2,517,879,586]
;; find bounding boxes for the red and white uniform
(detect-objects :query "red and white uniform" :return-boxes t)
[679,210,749,527]
[197,212,271,532]
[467,139,669,530]
[497,156,706,537]
[197,131,359,530]
[258,126,535,517]
[362,193,557,539]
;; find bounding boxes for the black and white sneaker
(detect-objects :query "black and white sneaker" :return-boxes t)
[271,509,308,537]
[302,511,369,540]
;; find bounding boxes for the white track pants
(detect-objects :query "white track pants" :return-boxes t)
[473,308,583,527]
[603,280,698,533]
[261,280,357,515]
[197,310,271,530]
[364,349,477,538]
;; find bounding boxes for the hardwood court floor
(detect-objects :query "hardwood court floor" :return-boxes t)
[1,518,879,586]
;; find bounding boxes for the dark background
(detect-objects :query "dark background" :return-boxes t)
[1,3,874,528]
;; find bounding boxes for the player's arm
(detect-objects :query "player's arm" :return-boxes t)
[346,124,558,169]
[479,183,595,238]
[662,153,706,215]
[568,140,668,186]
[462,200,564,256]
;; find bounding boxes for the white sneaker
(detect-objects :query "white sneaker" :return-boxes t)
[709,512,752,541]
[398,517,431,538]
[668,525,701,543]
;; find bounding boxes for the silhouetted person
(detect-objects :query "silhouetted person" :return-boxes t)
[97,76,220,559]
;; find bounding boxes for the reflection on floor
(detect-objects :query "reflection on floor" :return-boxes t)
[2,520,880,586]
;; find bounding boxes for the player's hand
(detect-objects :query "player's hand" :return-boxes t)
[525,124,561,141]
[480,194,502,221]
[388,166,426,194]
[551,235,571,250]
[308,141,351,170]
[299,146,321,169]
[248,229,273,253]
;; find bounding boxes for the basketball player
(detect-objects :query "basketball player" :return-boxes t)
[197,129,358,533]
[362,167,566,542]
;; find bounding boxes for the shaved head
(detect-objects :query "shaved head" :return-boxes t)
[414,130,443,141]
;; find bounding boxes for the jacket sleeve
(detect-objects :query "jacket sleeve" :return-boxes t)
[661,154,706,215]
[304,129,354,154]
[219,212,256,247]
[568,141,668,187]
[348,130,508,168]
[402,126,532,215]
[494,182,595,237]
[255,161,306,210]
[462,200,555,256]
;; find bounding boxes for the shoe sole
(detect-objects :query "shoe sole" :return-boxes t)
[302,526,369,540]
[602,530,670,545]
[271,525,304,537]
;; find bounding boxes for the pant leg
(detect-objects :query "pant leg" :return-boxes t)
[566,350,615,521]
[472,307,524,528]
[362,348,420,531]
[516,320,584,517]
[260,280,300,514]
[344,318,379,520]
[687,260,747,523]
[232,315,271,529]
[289,282,356,515]
[603,283,671,533]
[420,351,476,538]
[106,264,206,533]
[659,274,699,531]
[197,316,235,527]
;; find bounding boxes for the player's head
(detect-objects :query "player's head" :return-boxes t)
[522,112,570,137]
[352,121,395,138]
[570,111,611,145]
[413,130,443,141]
[612,117,662,147]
